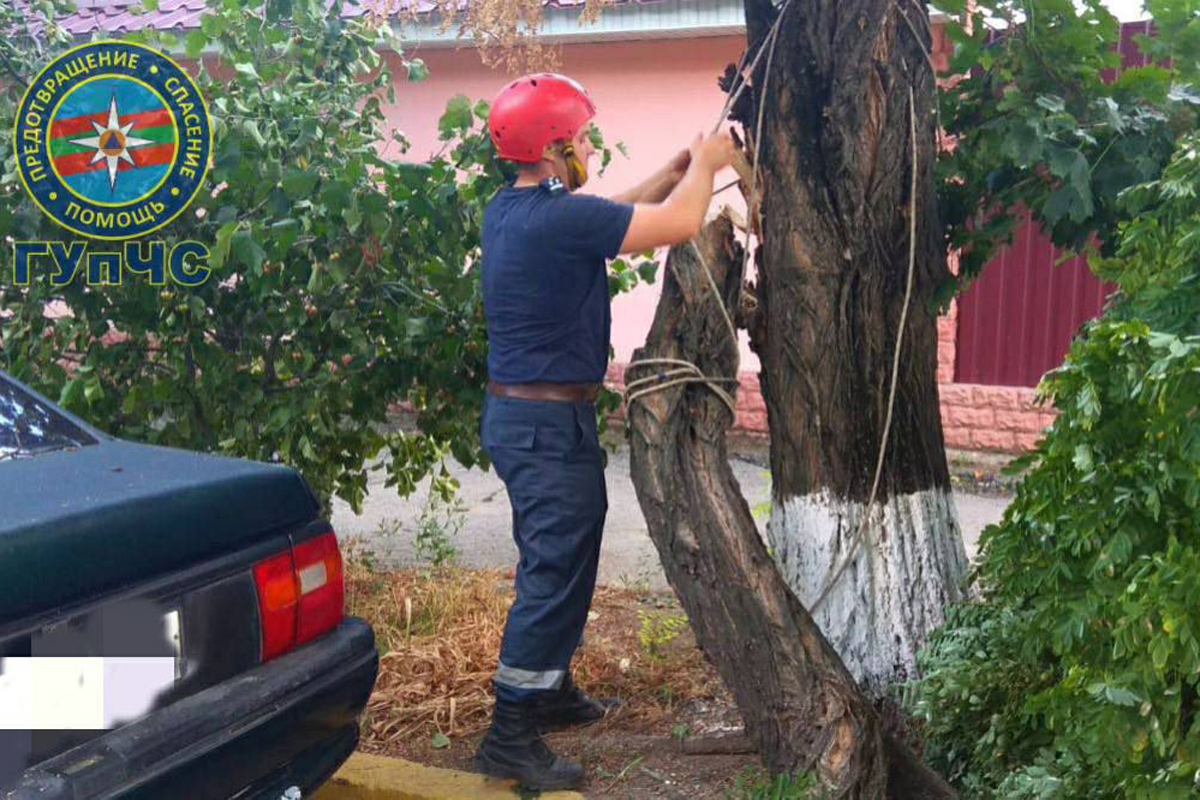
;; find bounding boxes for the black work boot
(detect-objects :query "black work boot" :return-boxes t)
[529,674,622,733]
[471,697,585,790]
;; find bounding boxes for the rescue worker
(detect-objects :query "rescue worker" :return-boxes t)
[475,72,735,791]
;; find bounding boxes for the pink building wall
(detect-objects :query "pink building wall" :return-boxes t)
[382,32,1056,454]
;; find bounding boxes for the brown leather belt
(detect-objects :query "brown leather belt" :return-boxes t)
[487,380,601,403]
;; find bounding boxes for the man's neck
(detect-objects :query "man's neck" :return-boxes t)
[513,162,560,188]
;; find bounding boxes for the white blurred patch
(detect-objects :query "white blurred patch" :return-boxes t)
[0,610,180,730]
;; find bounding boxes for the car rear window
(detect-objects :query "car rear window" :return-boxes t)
[0,374,97,460]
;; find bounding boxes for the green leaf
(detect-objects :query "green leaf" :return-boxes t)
[184,29,207,58]
[231,230,266,272]
[406,58,429,82]
[83,377,103,404]
[438,95,473,141]
[1043,185,1081,228]
[282,168,319,199]
[235,61,260,81]
[188,294,207,321]
[1047,145,1086,180]
[1036,94,1066,113]
[243,120,267,148]
[405,317,426,338]
[1073,443,1094,473]
[210,221,238,271]
[59,378,83,408]
[430,732,450,749]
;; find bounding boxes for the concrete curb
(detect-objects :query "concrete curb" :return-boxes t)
[312,752,585,799]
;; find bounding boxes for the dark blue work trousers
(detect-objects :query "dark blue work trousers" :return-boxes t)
[479,393,607,704]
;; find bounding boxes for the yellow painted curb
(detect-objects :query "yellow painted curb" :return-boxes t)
[312,751,586,800]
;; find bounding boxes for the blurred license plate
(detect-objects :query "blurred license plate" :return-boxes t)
[0,609,180,730]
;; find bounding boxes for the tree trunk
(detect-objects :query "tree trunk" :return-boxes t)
[626,217,954,796]
[738,0,969,690]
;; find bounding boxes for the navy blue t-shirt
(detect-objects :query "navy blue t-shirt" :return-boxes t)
[481,183,635,385]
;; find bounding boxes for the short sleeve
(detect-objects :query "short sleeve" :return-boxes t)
[543,193,634,260]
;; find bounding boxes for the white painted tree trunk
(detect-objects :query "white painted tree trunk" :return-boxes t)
[767,488,969,690]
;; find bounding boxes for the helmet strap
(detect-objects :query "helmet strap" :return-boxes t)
[559,143,588,190]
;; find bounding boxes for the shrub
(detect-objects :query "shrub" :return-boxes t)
[908,135,1200,797]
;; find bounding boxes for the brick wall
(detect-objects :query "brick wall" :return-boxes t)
[608,361,1055,455]
[939,383,1055,453]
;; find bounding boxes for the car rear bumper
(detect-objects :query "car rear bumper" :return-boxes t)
[5,617,378,800]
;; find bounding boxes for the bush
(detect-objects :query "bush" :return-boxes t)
[908,136,1200,797]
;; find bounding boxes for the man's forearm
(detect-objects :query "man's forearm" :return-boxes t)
[658,161,717,239]
[610,163,678,205]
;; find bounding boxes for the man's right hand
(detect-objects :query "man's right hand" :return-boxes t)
[617,129,738,255]
[689,129,736,174]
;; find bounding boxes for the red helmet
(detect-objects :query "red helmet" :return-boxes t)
[488,73,596,163]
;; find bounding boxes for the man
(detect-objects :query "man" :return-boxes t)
[475,72,734,790]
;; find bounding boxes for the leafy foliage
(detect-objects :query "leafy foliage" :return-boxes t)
[635,609,688,661]
[413,488,466,567]
[908,134,1200,797]
[0,0,654,514]
[728,766,822,800]
[934,0,1200,303]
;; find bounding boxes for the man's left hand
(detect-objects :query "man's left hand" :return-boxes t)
[667,148,691,181]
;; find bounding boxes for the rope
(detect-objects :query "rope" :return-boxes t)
[713,0,794,136]
[692,241,739,348]
[624,358,739,415]
[622,0,793,415]
[742,0,783,286]
[809,85,920,613]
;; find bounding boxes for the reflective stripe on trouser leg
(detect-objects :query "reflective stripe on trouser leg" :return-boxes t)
[494,662,567,692]
[480,395,607,703]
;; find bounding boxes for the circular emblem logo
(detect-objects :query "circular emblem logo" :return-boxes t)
[14,41,211,240]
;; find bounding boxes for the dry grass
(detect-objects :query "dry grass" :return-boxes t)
[344,553,723,749]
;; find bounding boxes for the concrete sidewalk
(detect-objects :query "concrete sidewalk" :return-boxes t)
[331,443,1010,590]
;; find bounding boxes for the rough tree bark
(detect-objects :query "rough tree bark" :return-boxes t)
[737,0,969,690]
[626,216,954,796]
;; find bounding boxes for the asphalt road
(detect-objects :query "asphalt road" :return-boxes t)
[331,444,1010,592]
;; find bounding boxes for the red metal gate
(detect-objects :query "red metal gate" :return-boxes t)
[954,216,1115,387]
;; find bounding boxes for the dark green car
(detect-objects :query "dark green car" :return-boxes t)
[0,369,378,799]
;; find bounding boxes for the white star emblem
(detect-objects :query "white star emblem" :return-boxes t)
[69,94,156,192]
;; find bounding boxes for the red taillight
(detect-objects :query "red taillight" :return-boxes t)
[252,529,344,662]
[294,531,344,645]
[253,551,298,662]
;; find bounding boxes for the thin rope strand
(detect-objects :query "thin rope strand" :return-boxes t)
[713,0,794,135]
[628,377,738,415]
[689,240,739,349]
[740,2,783,306]
[623,0,793,420]
[810,84,920,613]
